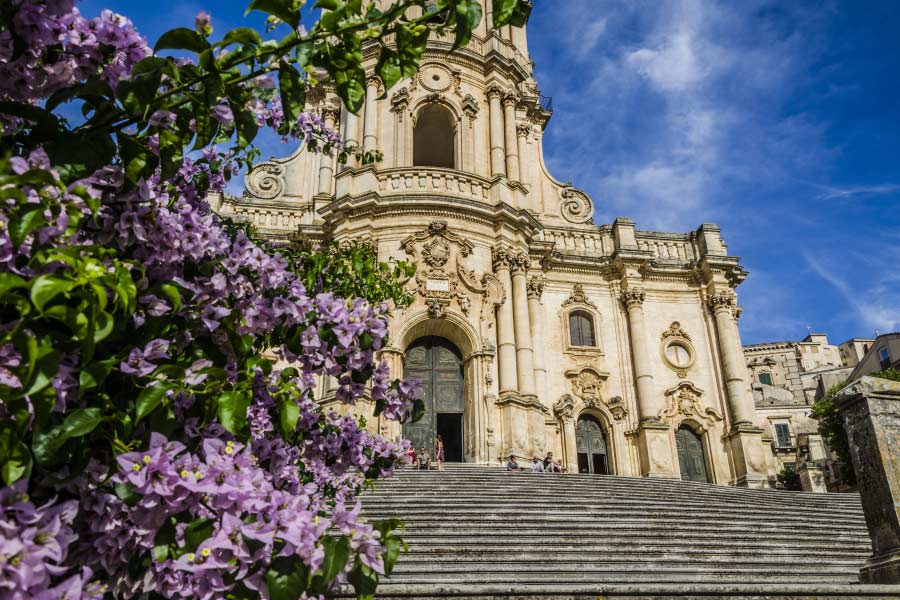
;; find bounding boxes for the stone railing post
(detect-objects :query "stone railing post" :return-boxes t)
[835,376,900,584]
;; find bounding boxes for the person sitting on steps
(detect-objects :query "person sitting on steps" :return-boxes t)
[506,455,522,471]
[543,452,554,471]
[418,447,431,470]
[530,456,545,473]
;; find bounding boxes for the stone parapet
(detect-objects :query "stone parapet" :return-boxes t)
[835,376,900,584]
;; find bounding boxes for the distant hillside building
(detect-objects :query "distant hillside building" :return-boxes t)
[213,0,775,487]
[742,333,874,487]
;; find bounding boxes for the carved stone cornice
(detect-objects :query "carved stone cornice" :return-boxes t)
[620,288,645,309]
[562,283,596,309]
[526,275,545,300]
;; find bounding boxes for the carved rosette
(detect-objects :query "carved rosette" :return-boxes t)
[245,162,285,200]
[620,288,646,309]
[559,186,594,224]
[563,283,597,309]
[526,276,545,300]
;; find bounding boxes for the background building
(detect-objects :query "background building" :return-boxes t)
[212,0,772,487]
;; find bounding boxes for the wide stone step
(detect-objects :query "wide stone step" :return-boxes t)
[378,571,859,584]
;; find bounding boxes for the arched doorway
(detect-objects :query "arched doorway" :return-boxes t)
[413,104,455,168]
[575,415,609,474]
[403,336,464,462]
[675,424,710,483]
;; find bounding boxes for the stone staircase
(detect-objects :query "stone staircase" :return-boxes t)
[351,463,900,599]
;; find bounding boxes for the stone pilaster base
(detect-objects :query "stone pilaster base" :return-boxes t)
[798,462,828,493]
[496,392,547,462]
[726,424,770,488]
[637,419,678,478]
[861,550,900,584]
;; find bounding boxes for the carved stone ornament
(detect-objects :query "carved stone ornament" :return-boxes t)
[402,220,474,260]
[566,367,609,407]
[707,290,736,312]
[462,94,479,119]
[562,283,597,309]
[659,381,723,431]
[553,394,577,421]
[245,162,285,200]
[559,186,594,224]
[390,87,410,117]
[526,276,545,300]
[661,321,691,342]
[620,288,645,309]
[422,237,451,268]
[419,64,454,93]
[427,298,448,319]
[607,396,628,421]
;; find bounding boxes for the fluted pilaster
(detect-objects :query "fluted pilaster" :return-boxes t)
[487,86,506,177]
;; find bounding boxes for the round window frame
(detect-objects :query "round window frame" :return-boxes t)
[661,338,695,371]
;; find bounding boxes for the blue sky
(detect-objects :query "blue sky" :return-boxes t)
[82,0,900,345]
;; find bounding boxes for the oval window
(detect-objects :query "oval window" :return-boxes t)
[665,342,691,368]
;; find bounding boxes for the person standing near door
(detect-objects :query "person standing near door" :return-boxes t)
[435,435,445,471]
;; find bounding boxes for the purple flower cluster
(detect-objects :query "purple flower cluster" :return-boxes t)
[0,1,150,103]
[0,482,99,600]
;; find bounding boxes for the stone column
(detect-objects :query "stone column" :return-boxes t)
[342,104,360,171]
[502,93,520,182]
[317,108,339,196]
[708,290,768,487]
[516,124,530,189]
[486,86,506,177]
[492,246,518,395]
[527,276,546,403]
[835,376,900,584]
[621,287,676,478]
[510,252,535,397]
[362,75,380,154]
[621,288,658,420]
[708,292,757,427]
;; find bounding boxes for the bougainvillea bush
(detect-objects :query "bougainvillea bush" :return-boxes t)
[0,0,528,598]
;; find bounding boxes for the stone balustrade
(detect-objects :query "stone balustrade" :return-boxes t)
[543,228,614,255]
[636,234,697,261]
[217,201,306,239]
[376,167,492,203]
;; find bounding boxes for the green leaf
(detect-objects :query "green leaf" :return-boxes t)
[234,108,259,147]
[347,561,378,600]
[217,391,250,435]
[450,0,482,50]
[114,482,141,506]
[492,0,530,28]
[246,0,300,29]
[279,397,300,437]
[266,556,310,600]
[120,135,153,183]
[79,359,116,390]
[32,408,105,466]
[319,536,351,584]
[278,61,306,124]
[221,27,262,47]
[30,275,77,311]
[9,208,47,247]
[0,273,27,295]
[0,436,32,486]
[136,381,176,424]
[183,517,214,552]
[154,27,210,53]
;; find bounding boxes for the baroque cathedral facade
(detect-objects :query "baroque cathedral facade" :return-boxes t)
[212,1,772,487]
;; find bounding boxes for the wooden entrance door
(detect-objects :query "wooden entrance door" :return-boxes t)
[675,425,710,482]
[575,415,609,474]
[403,337,464,461]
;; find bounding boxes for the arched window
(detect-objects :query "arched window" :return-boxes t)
[568,310,596,347]
[413,104,455,168]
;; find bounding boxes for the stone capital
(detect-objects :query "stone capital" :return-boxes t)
[620,288,645,309]
[321,106,341,122]
[516,123,531,138]
[509,251,530,275]
[707,290,736,313]
[502,92,520,107]
[485,84,505,101]
[365,74,383,91]
[526,275,545,300]
[491,245,513,272]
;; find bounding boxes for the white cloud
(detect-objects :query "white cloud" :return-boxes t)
[815,183,900,200]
